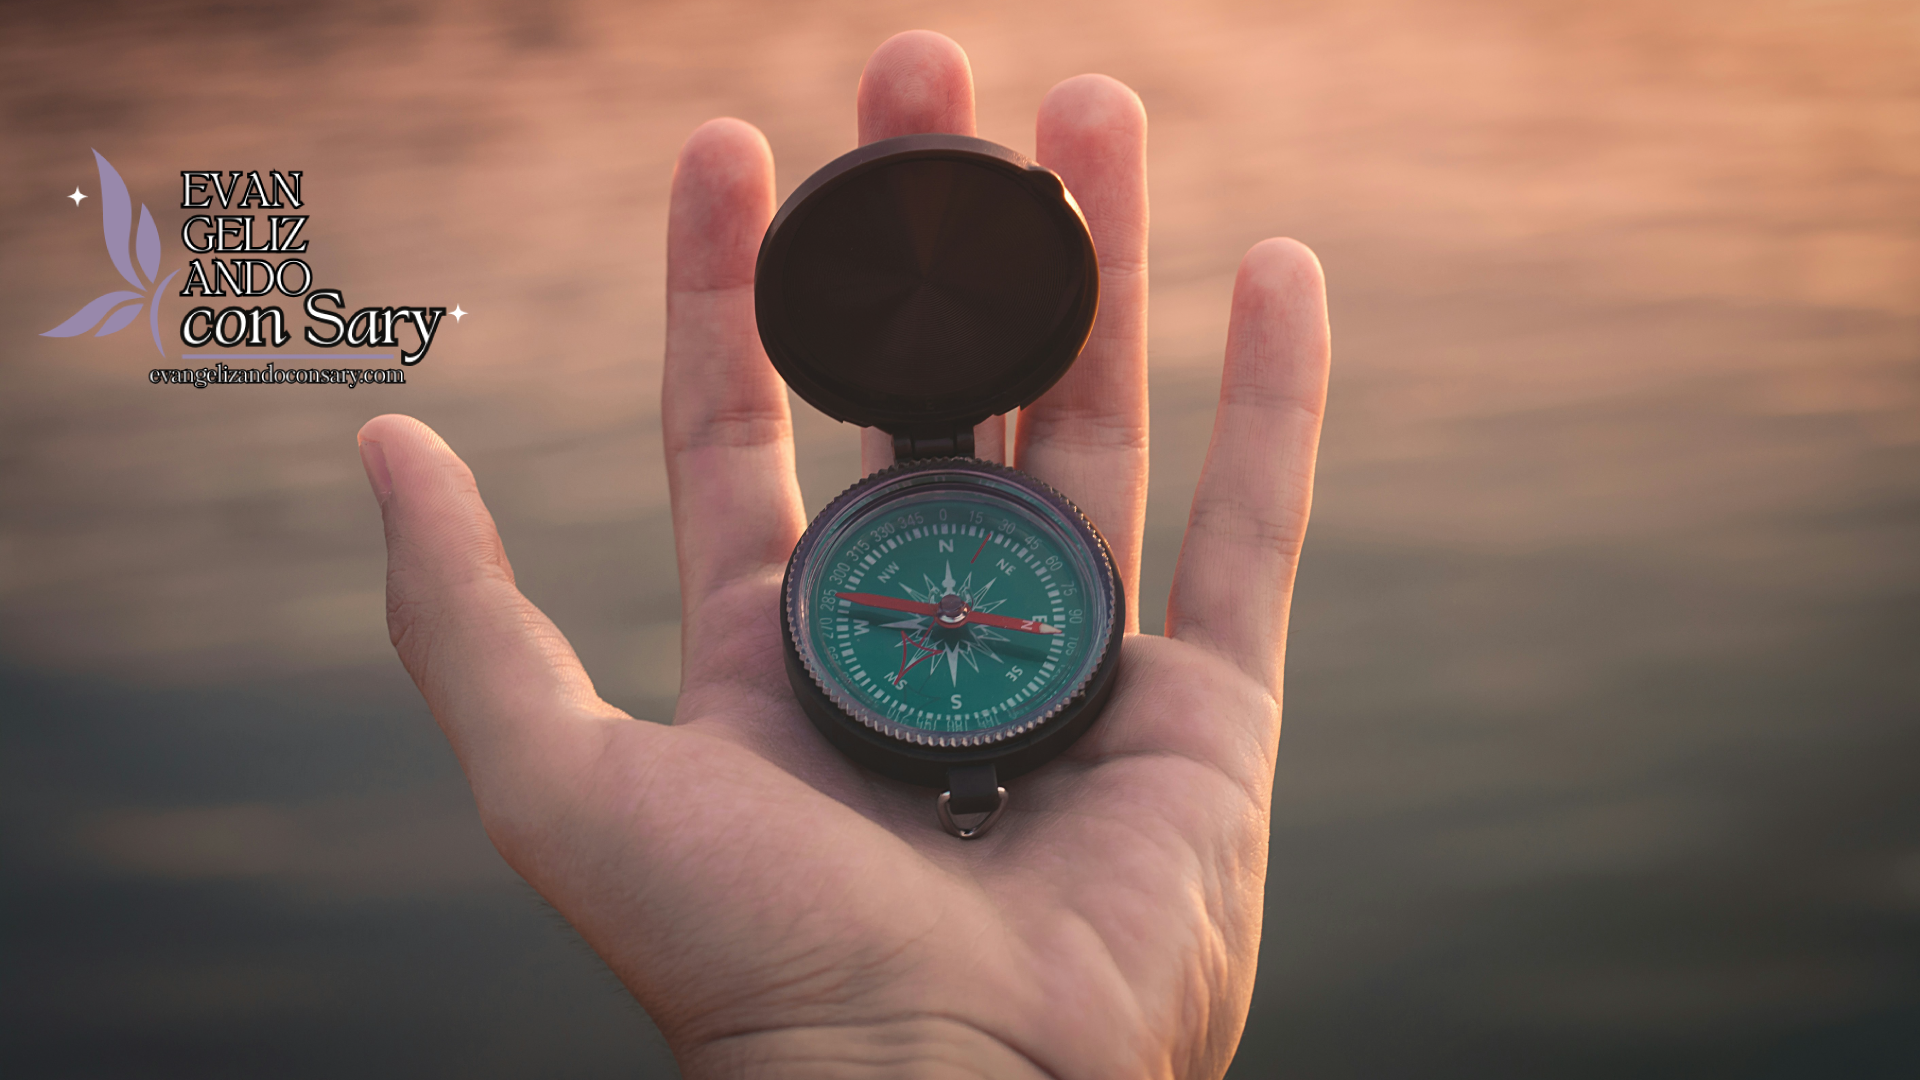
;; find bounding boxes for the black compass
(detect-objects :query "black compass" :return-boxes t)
[758,134,1123,839]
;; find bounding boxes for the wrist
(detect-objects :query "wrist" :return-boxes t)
[676,1016,1055,1080]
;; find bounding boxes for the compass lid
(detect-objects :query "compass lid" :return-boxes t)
[754,134,1100,440]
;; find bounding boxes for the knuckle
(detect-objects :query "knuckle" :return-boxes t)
[1022,403,1149,454]
[1097,250,1148,278]
[1220,384,1324,427]
[667,399,791,454]
[1187,497,1308,559]
[385,585,435,663]
[471,784,546,868]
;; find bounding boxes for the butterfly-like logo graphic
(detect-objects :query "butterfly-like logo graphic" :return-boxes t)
[43,151,180,356]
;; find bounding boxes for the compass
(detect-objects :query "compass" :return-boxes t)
[757,134,1123,838]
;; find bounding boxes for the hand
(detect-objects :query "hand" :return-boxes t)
[355,30,1328,1080]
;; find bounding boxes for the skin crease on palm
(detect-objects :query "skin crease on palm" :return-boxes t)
[353,30,1329,1080]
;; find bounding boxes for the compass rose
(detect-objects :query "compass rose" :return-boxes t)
[887,560,1014,686]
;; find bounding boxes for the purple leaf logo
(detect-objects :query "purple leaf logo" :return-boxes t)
[43,150,179,356]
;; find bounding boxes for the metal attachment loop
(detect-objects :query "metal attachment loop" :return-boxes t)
[937,786,1009,839]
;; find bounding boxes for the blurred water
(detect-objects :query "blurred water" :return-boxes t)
[2,1,1916,1076]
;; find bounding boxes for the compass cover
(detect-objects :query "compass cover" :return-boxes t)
[754,134,1100,439]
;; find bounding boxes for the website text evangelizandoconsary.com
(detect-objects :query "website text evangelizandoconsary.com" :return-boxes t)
[149,363,406,388]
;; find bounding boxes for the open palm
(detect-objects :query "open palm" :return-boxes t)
[356,32,1328,1080]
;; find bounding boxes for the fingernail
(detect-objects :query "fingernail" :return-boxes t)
[358,436,392,506]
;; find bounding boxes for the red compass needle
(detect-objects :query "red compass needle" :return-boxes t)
[963,611,1064,634]
[834,592,1062,635]
[835,592,936,616]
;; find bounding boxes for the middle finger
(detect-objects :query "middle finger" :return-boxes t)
[1019,75,1151,631]
[850,31,998,473]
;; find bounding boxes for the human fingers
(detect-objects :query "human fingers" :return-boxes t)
[852,30,994,472]
[1165,239,1330,690]
[1021,75,1150,627]
[856,29,975,145]
[663,119,805,620]
[357,414,624,820]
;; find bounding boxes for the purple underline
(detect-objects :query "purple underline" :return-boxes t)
[178,353,397,360]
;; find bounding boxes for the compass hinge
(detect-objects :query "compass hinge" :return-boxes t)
[892,428,976,461]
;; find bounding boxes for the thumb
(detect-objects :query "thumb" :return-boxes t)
[357,414,621,816]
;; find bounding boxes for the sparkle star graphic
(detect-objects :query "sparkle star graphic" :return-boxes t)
[450,305,467,322]
[67,187,87,205]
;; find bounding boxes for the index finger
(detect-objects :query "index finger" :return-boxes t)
[663,119,805,613]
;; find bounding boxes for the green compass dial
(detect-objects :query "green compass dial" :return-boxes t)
[792,469,1112,743]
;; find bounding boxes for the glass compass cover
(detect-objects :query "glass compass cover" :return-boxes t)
[788,467,1114,749]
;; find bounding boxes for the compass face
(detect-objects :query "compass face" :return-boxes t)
[788,464,1116,749]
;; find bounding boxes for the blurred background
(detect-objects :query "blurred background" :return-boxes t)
[2,0,1916,1075]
